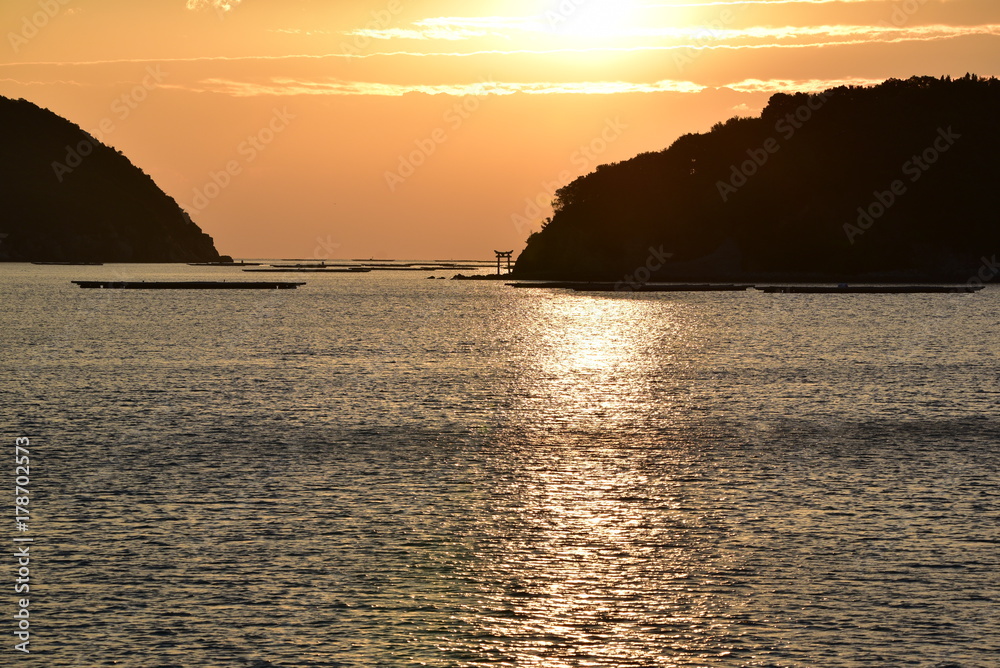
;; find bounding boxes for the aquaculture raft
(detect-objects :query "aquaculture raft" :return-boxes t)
[507,282,984,294]
[243,268,372,273]
[72,281,306,290]
[756,285,983,293]
[508,282,754,292]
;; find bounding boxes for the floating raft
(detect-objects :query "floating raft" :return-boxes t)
[509,282,753,292]
[72,280,305,290]
[188,261,262,266]
[508,282,983,294]
[370,264,467,269]
[757,285,983,293]
[248,260,490,272]
[243,268,372,273]
[33,261,103,266]
[577,283,753,292]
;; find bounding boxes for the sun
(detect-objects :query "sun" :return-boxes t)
[542,0,644,40]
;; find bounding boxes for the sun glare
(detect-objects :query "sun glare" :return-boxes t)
[543,0,644,39]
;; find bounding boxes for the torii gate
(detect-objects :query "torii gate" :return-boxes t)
[494,250,513,275]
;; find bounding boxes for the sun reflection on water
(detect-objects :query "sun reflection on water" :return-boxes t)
[462,441,744,666]
[507,293,701,438]
[453,293,740,666]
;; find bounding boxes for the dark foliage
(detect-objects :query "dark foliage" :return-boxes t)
[515,75,1000,282]
[0,95,222,262]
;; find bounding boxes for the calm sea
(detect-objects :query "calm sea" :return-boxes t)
[2,264,998,667]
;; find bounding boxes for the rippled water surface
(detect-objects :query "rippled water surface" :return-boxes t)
[2,264,998,667]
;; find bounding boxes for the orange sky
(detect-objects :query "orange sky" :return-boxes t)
[2,0,998,259]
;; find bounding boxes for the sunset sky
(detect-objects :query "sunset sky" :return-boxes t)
[2,0,998,259]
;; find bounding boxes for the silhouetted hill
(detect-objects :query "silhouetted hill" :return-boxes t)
[515,75,1000,283]
[0,96,223,262]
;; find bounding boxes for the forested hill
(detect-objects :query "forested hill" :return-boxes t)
[0,95,223,262]
[514,75,1000,283]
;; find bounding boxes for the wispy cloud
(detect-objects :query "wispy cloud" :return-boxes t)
[349,27,490,42]
[667,22,1000,46]
[2,19,997,73]
[0,77,91,87]
[725,77,886,93]
[185,0,242,12]
[344,16,542,42]
[157,76,889,98]
[271,28,336,36]
[164,78,705,97]
[349,19,1000,46]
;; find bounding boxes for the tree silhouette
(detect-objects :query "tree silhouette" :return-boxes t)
[0,96,223,262]
[516,76,1000,282]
